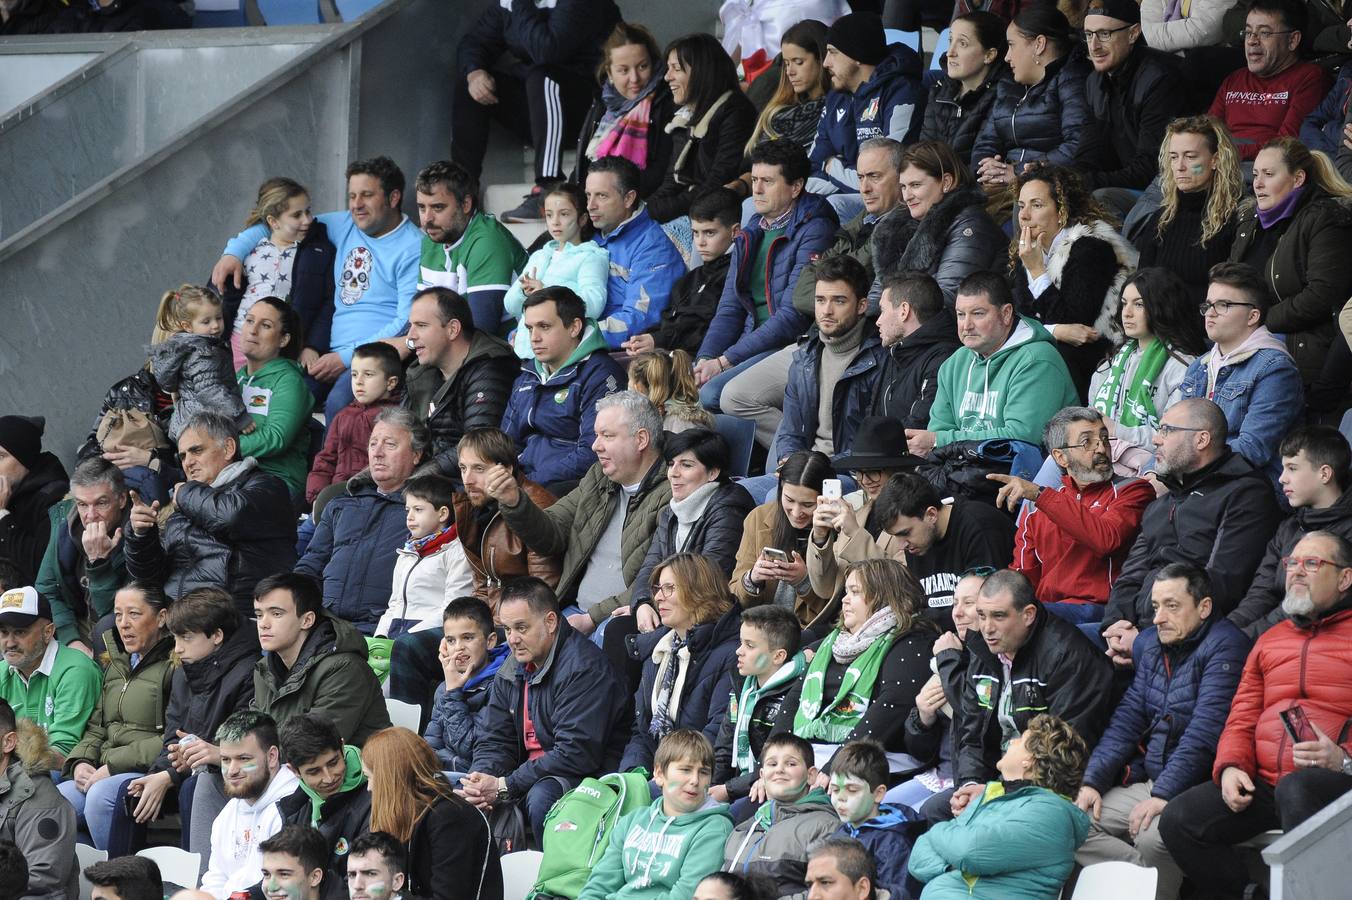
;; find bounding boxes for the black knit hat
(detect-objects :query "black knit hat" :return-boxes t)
[1085,0,1140,25]
[0,416,43,471]
[825,12,888,67]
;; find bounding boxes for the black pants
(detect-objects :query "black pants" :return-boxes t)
[1159,768,1352,898]
[451,61,595,185]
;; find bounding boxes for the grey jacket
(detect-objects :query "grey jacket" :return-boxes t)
[150,332,250,440]
[0,728,77,900]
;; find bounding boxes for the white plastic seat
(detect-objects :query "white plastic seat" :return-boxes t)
[500,849,544,900]
[386,697,422,732]
[1071,861,1158,900]
[135,847,202,891]
[76,845,108,900]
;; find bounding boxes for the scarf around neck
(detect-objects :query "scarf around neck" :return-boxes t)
[649,630,690,739]
[793,609,898,743]
[731,654,807,774]
[589,76,661,169]
[299,743,365,826]
[1257,184,1305,230]
[1092,338,1169,428]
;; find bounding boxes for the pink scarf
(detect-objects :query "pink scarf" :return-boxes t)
[593,96,653,170]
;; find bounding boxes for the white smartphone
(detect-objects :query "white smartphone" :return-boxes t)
[822,479,842,501]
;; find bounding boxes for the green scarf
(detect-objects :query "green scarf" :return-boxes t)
[730,654,807,774]
[1092,338,1169,428]
[792,628,896,743]
[299,744,366,826]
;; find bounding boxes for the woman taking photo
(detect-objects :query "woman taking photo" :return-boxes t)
[362,727,502,900]
[731,450,833,626]
[920,11,1009,165]
[1088,268,1207,476]
[1135,115,1243,302]
[573,22,675,200]
[620,553,742,772]
[58,581,176,855]
[1009,164,1138,395]
[236,296,314,500]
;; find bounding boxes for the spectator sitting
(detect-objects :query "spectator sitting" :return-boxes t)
[459,578,633,845]
[626,351,717,433]
[306,342,401,505]
[622,188,740,358]
[0,416,70,585]
[424,597,509,774]
[0,577,101,763]
[501,286,626,489]
[1159,531,1352,899]
[124,411,296,616]
[296,408,426,633]
[251,573,391,744]
[1087,268,1208,477]
[1141,0,1232,52]
[57,582,175,855]
[946,571,1113,824]
[871,273,960,428]
[346,832,416,900]
[200,711,300,900]
[0,695,77,899]
[826,740,923,900]
[1301,56,1352,157]
[149,286,251,443]
[712,605,805,804]
[995,407,1155,630]
[621,553,741,773]
[722,732,841,896]
[870,473,1015,626]
[578,730,732,900]
[275,715,371,895]
[910,714,1091,899]
[905,272,1079,459]
[374,473,474,639]
[503,183,609,359]
[490,392,672,637]
[805,837,884,900]
[1075,564,1249,900]
[1175,263,1304,480]
[259,826,329,900]
[1231,427,1352,637]
[82,857,160,900]
[1208,0,1329,163]
[919,12,1009,166]
[236,297,315,498]
[413,161,527,334]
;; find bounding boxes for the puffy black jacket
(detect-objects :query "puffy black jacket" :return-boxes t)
[969,52,1098,169]
[902,642,967,775]
[77,367,174,464]
[124,458,297,615]
[647,253,731,355]
[871,309,961,428]
[1082,44,1186,191]
[219,219,338,355]
[630,480,756,609]
[777,329,884,462]
[647,90,758,224]
[1103,452,1283,631]
[456,0,618,82]
[870,185,1005,304]
[574,84,677,200]
[920,64,1007,165]
[0,452,68,584]
[403,330,519,478]
[957,606,1114,784]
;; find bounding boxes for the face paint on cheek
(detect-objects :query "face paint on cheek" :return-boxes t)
[241,764,259,772]
[366,883,388,899]
[1190,164,1205,175]
[831,774,875,824]
[754,652,770,671]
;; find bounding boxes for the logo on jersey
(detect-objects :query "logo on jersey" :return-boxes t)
[340,246,374,305]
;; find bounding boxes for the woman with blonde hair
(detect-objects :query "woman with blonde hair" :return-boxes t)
[361,727,502,900]
[628,349,715,432]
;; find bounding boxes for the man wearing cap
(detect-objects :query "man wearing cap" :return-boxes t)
[872,270,960,427]
[0,416,70,585]
[0,586,102,763]
[1079,0,1185,218]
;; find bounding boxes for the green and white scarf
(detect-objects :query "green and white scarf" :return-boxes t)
[1092,338,1169,428]
[793,613,897,743]
[730,654,807,774]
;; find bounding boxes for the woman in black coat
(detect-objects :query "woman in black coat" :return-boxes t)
[920,11,1009,165]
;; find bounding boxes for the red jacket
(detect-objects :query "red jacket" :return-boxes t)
[1213,605,1352,786]
[1208,62,1330,161]
[1012,475,1155,605]
[304,398,398,502]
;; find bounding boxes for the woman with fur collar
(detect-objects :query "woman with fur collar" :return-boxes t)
[1009,163,1138,397]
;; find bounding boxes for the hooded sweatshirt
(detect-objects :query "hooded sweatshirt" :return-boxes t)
[576,797,733,900]
[200,764,301,899]
[237,357,315,495]
[927,316,1079,447]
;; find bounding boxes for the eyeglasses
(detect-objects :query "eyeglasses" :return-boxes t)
[1281,556,1343,574]
[1082,25,1132,43]
[1156,423,1206,437]
[1056,433,1110,452]
[850,469,886,483]
[1198,300,1257,315]
[653,583,679,598]
[1240,28,1294,42]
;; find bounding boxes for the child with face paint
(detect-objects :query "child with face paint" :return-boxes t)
[826,740,924,900]
[259,825,328,900]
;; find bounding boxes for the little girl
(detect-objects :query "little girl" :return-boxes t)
[628,349,714,433]
[149,285,251,442]
[503,182,609,358]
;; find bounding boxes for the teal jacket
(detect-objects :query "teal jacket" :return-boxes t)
[237,357,315,494]
[908,782,1089,899]
[577,797,733,900]
[503,239,610,358]
[34,498,130,645]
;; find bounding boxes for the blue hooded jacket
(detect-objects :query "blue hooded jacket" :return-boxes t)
[838,804,924,900]
[426,643,511,772]
[591,206,686,349]
[1299,66,1352,156]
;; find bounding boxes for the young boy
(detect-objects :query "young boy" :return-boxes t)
[712,605,804,803]
[373,473,475,638]
[827,740,923,900]
[259,824,330,900]
[423,596,509,773]
[305,342,402,504]
[577,730,733,900]
[83,857,162,900]
[723,732,840,896]
[622,188,740,356]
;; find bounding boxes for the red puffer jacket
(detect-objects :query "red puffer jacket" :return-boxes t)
[1212,605,1352,786]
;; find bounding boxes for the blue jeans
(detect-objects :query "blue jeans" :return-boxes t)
[1043,602,1109,646]
[698,350,775,411]
[525,776,576,846]
[58,771,143,850]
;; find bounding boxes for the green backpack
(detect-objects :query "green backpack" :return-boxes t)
[528,770,654,900]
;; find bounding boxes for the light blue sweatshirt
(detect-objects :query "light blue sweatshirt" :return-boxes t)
[502,239,610,358]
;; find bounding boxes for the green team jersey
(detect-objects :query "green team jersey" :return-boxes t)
[418,211,528,298]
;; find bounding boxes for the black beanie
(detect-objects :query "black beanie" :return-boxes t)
[0,416,44,470]
[826,12,888,67]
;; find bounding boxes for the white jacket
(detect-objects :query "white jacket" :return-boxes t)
[375,539,476,637]
[200,766,301,899]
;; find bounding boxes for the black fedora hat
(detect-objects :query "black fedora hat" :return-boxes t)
[833,416,926,471]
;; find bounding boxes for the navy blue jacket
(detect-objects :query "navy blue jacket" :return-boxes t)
[836,805,924,900]
[775,328,884,461]
[698,193,838,367]
[219,220,337,355]
[1300,65,1352,156]
[457,0,619,81]
[630,480,756,609]
[425,644,509,772]
[970,53,1098,170]
[1082,617,1250,801]
[295,474,407,633]
[620,604,742,772]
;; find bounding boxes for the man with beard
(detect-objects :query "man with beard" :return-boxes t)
[200,710,300,900]
[990,407,1155,634]
[1099,398,1282,665]
[1160,531,1352,900]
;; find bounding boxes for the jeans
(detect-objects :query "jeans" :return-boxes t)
[58,771,143,850]
[698,350,775,411]
[524,776,577,846]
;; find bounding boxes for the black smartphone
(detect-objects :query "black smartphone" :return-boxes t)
[122,790,139,819]
[1279,704,1316,743]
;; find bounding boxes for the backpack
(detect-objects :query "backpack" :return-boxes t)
[528,770,653,900]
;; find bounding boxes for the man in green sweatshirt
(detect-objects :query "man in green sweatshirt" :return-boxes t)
[905,271,1078,458]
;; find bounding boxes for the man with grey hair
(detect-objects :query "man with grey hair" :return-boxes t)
[124,412,295,617]
[297,407,428,634]
[990,406,1155,631]
[1099,398,1281,664]
[485,390,670,638]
